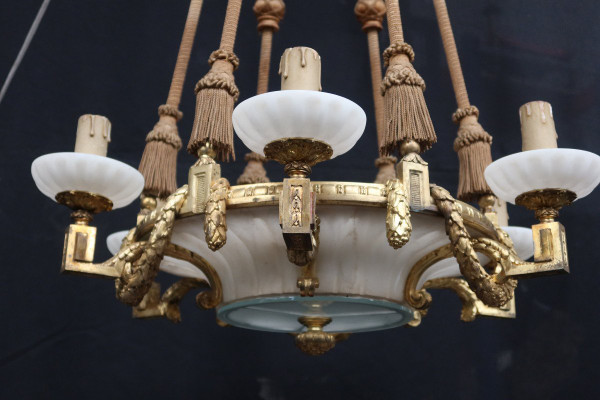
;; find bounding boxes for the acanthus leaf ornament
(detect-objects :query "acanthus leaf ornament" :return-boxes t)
[204,177,230,251]
[423,278,479,322]
[405,237,519,320]
[133,278,209,323]
[115,185,189,306]
[294,317,346,356]
[162,242,224,310]
[404,243,453,313]
[424,277,517,322]
[430,184,517,308]
[385,179,411,249]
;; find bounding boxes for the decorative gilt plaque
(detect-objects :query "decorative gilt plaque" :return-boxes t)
[180,162,221,215]
[396,153,431,210]
[507,221,569,277]
[280,178,315,251]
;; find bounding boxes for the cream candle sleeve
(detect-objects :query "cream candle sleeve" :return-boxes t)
[74,114,111,156]
[519,101,558,151]
[279,47,322,91]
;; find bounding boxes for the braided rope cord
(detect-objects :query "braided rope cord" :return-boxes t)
[166,0,204,109]
[257,30,273,94]
[385,0,404,43]
[432,0,469,110]
[367,29,385,148]
[220,0,243,52]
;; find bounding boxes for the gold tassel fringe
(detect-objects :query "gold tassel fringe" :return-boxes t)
[454,120,493,202]
[380,43,437,156]
[187,51,240,161]
[138,105,183,199]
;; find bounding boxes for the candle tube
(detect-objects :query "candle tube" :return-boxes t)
[74,114,111,156]
[279,47,322,91]
[519,101,557,151]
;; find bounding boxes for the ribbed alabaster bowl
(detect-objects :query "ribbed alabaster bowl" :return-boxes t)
[484,149,600,204]
[118,178,501,335]
[31,152,144,209]
[232,90,366,158]
[176,206,445,333]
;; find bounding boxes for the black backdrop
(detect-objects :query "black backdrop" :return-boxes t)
[1,1,600,399]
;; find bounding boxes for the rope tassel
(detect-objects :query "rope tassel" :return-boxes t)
[187,0,243,161]
[237,152,270,184]
[189,50,240,160]
[453,107,493,202]
[138,105,183,198]
[433,0,493,201]
[138,0,204,199]
[381,1,437,156]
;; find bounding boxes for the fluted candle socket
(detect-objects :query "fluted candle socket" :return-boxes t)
[519,101,558,151]
[74,114,111,157]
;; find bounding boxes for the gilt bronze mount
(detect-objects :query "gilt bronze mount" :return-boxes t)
[294,316,351,356]
[264,137,333,177]
[515,188,576,222]
[56,190,113,224]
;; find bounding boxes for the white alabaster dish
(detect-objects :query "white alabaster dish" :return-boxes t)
[31,152,144,209]
[484,148,600,204]
[232,90,366,158]
[107,231,208,280]
[417,226,534,288]
[152,205,473,333]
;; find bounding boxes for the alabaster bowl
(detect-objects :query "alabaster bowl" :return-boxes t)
[484,149,600,204]
[232,90,366,158]
[112,205,486,333]
[151,202,492,333]
[108,177,504,334]
[31,152,144,209]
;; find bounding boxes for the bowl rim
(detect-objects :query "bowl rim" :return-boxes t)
[485,148,600,202]
[31,152,144,208]
[232,90,366,158]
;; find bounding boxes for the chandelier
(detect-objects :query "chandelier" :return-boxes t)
[30,0,600,356]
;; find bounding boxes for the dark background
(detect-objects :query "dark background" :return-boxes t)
[1,0,599,399]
